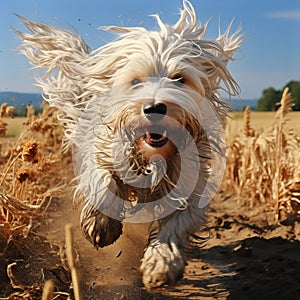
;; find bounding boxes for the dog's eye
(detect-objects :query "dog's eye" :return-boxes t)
[131,78,142,86]
[171,75,185,85]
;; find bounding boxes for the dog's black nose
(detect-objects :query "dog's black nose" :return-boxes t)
[143,103,167,121]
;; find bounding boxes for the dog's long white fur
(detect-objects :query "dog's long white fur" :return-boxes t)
[17,0,243,288]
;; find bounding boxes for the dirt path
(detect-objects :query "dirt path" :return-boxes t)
[40,175,300,300]
[2,164,300,299]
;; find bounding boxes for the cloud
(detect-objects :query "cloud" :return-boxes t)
[266,10,300,20]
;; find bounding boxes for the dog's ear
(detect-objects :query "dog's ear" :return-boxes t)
[173,1,243,62]
[173,0,208,40]
[173,1,243,98]
[15,15,92,113]
[15,14,91,76]
[15,15,94,145]
[215,20,243,63]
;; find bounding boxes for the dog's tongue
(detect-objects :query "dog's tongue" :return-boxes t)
[145,131,168,148]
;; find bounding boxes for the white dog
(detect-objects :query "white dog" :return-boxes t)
[17,0,243,288]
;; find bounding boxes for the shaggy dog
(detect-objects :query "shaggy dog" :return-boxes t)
[17,0,243,288]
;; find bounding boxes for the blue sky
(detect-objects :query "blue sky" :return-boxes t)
[0,0,300,99]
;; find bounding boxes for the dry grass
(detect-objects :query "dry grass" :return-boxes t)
[223,88,300,223]
[65,224,81,300]
[0,105,72,298]
[0,105,65,240]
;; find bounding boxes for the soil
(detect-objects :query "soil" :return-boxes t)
[1,163,300,300]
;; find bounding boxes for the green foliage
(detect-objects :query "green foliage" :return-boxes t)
[285,81,300,111]
[13,105,42,117]
[257,87,282,111]
[14,105,27,117]
[257,80,300,111]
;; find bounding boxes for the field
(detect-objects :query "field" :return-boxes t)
[3,117,27,137]
[228,111,300,135]
[1,92,300,299]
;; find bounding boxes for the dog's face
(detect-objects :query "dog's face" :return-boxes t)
[87,26,240,167]
[111,75,202,162]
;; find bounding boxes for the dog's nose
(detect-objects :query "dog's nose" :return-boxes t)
[143,103,167,121]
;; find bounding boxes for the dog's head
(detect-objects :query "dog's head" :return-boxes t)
[17,1,243,219]
[17,1,242,136]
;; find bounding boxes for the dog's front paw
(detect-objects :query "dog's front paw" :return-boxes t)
[140,242,185,289]
[81,208,122,248]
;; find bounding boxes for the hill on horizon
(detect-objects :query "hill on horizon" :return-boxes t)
[225,98,258,111]
[0,91,43,108]
[0,91,258,111]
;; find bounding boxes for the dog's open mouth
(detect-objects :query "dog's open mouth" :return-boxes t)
[144,130,168,148]
[135,126,178,160]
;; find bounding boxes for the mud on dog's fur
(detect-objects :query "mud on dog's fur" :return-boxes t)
[17,0,243,289]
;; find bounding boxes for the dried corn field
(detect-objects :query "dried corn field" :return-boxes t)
[1,89,300,300]
[0,106,65,240]
[0,105,75,299]
[223,88,300,224]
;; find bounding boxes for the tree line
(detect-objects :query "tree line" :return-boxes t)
[257,80,300,111]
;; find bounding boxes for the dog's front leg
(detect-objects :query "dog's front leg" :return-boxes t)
[80,203,123,248]
[140,239,186,289]
[141,205,206,288]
